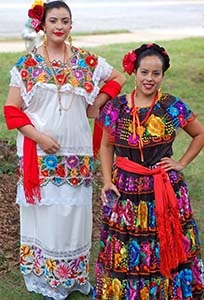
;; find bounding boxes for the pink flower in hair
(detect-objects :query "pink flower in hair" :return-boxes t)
[122,50,137,75]
[30,18,41,31]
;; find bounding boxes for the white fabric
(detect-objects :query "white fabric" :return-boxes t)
[9,49,113,299]
[17,181,92,206]
[20,204,92,258]
[10,55,113,157]
[24,273,91,300]
[21,204,92,299]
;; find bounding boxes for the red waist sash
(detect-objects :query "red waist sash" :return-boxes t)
[116,156,187,278]
[4,105,41,204]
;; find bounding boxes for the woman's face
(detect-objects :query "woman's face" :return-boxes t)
[43,7,72,43]
[135,55,164,96]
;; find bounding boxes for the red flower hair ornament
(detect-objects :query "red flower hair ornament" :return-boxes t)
[28,0,45,32]
[122,50,137,75]
[122,44,170,75]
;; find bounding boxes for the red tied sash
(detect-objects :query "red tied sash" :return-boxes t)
[116,156,187,278]
[4,105,41,204]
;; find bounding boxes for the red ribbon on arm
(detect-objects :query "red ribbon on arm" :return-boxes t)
[115,156,187,278]
[4,105,41,204]
[93,80,122,160]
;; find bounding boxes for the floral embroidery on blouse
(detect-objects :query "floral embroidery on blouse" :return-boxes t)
[18,155,94,187]
[99,93,195,148]
[15,47,99,94]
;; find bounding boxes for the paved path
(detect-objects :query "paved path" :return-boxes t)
[1,28,204,53]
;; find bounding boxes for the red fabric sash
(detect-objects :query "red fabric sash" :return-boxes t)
[116,156,187,278]
[4,105,41,204]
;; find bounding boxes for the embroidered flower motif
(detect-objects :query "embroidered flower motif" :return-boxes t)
[128,134,139,145]
[20,245,31,257]
[55,165,66,177]
[32,68,44,78]
[25,57,38,67]
[168,106,179,117]
[56,73,67,85]
[73,69,84,80]
[45,258,57,272]
[80,165,89,177]
[27,81,34,92]
[66,155,79,169]
[178,114,185,127]
[128,240,140,268]
[112,278,122,298]
[84,82,94,93]
[85,55,98,68]
[123,199,135,226]
[56,264,71,279]
[69,76,79,87]
[37,73,47,82]
[20,69,29,79]
[78,58,87,68]
[71,177,79,186]
[122,50,137,75]
[16,56,27,67]
[52,61,61,68]
[146,114,165,136]
[44,155,58,170]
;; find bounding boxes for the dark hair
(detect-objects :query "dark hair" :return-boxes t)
[134,43,170,74]
[42,1,72,24]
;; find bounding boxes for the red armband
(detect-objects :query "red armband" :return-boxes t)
[99,80,122,99]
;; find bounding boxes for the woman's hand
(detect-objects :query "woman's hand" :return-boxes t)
[157,157,185,171]
[101,182,120,205]
[36,133,60,154]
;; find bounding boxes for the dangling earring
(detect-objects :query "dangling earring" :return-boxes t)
[43,31,47,44]
[67,34,72,48]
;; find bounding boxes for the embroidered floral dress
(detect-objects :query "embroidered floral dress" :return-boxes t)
[9,46,113,300]
[94,94,204,300]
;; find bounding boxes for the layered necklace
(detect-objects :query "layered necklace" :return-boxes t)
[43,41,74,115]
[130,88,159,161]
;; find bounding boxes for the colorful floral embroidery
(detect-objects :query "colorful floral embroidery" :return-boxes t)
[20,244,89,288]
[99,93,195,150]
[15,47,99,94]
[18,155,94,187]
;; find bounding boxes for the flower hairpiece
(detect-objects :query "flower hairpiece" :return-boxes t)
[28,0,44,32]
[122,50,137,75]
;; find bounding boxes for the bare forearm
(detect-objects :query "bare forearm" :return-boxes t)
[179,134,204,168]
[100,143,114,184]
[18,124,42,143]
[87,93,109,118]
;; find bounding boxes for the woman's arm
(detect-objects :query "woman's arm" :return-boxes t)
[159,118,204,171]
[4,86,60,154]
[100,129,120,203]
[87,68,126,118]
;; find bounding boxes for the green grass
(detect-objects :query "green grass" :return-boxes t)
[0,37,204,299]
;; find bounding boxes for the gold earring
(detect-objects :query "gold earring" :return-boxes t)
[67,34,72,48]
[43,32,47,43]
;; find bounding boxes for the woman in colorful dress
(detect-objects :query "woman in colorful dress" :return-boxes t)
[3,1,126,299]
[94,43,204,299]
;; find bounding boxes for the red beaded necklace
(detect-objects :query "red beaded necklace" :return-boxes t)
[130,89,159,161]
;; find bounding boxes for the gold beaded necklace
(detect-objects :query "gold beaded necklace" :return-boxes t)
[43,41,74,115]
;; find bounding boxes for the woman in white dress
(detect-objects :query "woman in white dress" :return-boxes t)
[4,1,126,299]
